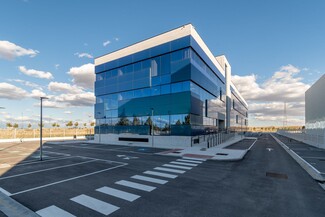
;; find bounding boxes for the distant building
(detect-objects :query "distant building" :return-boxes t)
[305,74,325,129]
[94,24,248,147]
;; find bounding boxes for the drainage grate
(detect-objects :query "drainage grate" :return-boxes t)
[266,172,288,179]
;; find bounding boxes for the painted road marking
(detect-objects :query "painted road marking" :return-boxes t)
[170,161,198,167]
[10,164,126,196]
[182,157,206,161]
[116,180,156,192]
[15,156,76,167]
[131,175,168,184]
[0,187,11,196]
[154,167,186,174]
[71,194,119,215]
[143,171,178,179]
[0,159,97,180]
[36,205,76,217]
[96,186,140,202]
[177,159,202,164]
[162,164,192,170]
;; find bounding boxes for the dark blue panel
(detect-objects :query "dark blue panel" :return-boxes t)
[95,64,105,74]
[171,36,191,50]
[150,43,170,57]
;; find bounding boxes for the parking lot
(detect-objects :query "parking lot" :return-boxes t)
[0,141,208,217]
[1,135,325,217]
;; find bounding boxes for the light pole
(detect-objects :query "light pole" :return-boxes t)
[151,108,154,147]
[40,97,48,161]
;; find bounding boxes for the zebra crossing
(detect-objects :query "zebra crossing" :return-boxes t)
[36,157,206,217]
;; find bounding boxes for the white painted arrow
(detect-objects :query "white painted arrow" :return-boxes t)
[117,155,126,157]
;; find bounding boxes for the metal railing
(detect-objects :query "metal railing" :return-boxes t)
[191,132,236,148]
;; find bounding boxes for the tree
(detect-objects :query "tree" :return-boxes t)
[175,120,182,125]
[52,123,57,128]
[144,117,152,126]
[13,123,19,128]
[184,115,190,125]
[38,123,44,127]
[66,121,73,127]
[27,123,32,128]
[116,117,129,126]
[90,122,95,127]
[56,124,60,127]
[83,123,87,127]
[6,123,12,128]
[132,116,140,126]
[74,122,79,128]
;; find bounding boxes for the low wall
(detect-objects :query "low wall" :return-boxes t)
[277,130,325,149]
[94,134,191,148]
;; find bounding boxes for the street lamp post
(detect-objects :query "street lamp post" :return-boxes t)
[151,108,154,147]
[40,97,48,161]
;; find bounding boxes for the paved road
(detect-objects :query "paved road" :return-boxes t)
[1,134,325,217]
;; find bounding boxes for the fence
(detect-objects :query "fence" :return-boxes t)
[191,132,237,148]
[0,128,93,140]
[277,129,325,149]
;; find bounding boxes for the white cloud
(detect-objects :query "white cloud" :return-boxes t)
[48,82,83,94]
[19,66,54,80]
[67,63,94,90]
[55,64,60,69]
[0,40,39,60]
[114,37,119,41]
[0,82,28,100]
[64,111,72,114]
[55,92,95,107]
[103,40,111,47]
[74,52,93,59]
[7,79,42,90]
[232,64,310,126]
[29,89,46,99]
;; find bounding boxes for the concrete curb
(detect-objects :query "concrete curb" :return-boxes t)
[270,134,325,182]
[0,191,39,217]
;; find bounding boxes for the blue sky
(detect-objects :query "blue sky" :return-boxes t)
[0,0,324,128]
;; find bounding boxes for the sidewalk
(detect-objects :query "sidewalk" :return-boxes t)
[158,135,257,161]
[271,133,325,182]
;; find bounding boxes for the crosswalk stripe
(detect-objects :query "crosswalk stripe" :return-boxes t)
[154,167,185,174]
[36,205,76,217]
[143,171,178,179]
[170,161,198,166]
[177,159,203,164]
[96,186,140,202]
[116,180,156,192]
[182,157,206,161]
[163,164,192,170]
[71,194,119,215]
[131,175,168,184]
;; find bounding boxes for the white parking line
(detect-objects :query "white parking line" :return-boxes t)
[15,156,76,167]
[116,180,156,192]
[154,167,185,174]
[143,171,178,179]
[182,157,206,161]
[131,175,168,184]
[10,164,126,196]
[96,186,140,202]
[36,205,76,217]
[0,187,11,196]
[177,159,203,164]
[170,161,198,167]
[71,194,119,215]
[0,159,97,180]
[162,164,192,170]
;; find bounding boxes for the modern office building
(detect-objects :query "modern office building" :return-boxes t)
[305,74,325,130]
[94,24,248,147]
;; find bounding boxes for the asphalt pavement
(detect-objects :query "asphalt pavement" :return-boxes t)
[0,135,325,217]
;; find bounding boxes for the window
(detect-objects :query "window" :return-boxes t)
[236,115,239,124]
[151,59,158,77]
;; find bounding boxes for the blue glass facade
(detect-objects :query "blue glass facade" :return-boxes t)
[94,35,248,136]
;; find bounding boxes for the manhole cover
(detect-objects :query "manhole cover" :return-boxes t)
[266,172,288,179]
